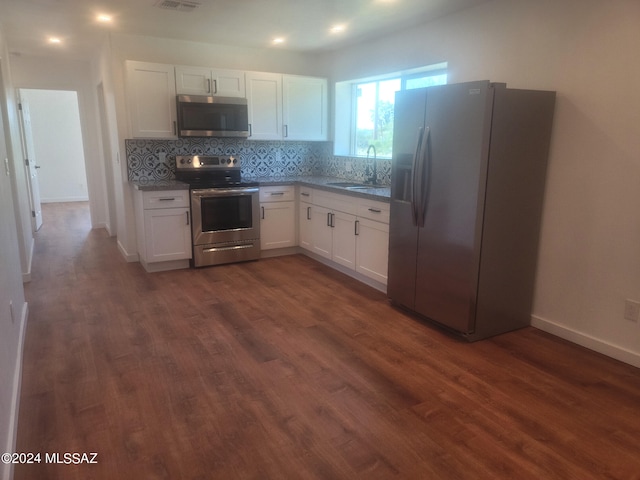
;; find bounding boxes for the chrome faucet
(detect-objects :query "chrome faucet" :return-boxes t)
[365,145,377,185]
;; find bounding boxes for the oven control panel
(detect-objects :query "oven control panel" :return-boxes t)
[175,155,240,171]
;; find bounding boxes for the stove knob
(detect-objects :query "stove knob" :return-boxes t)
[226,158,232,165]
[232,158,237,165]
[187,159,192,164]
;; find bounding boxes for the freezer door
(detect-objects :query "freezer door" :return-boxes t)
[413,81,493,334]
[387,88,427,308]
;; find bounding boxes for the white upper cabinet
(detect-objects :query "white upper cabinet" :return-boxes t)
[245,72,283,140]
[125,61,178,139]
[246,72,327,141]
[283,75,328,141]
[175,66,246,97]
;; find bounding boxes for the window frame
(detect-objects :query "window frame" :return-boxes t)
[334,62,447,158]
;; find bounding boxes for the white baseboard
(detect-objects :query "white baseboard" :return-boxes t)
[22,237,34,283]
[117,240,139,263]
[40,197,89,203]
[2,302,28,480]
[531,314,640,368]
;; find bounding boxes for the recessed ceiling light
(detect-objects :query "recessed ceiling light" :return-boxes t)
[272,37,286,45]
[330,24,347,34]
[97,14,113,23]
[48,37,62,44]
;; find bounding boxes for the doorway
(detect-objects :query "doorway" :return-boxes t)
[17,88,89,231]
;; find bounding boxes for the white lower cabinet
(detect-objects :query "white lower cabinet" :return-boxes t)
[356,217,389,284]
[260,186,296,250]
[133,188,192,272]
[300,188,389,286]
[299,190,313,251]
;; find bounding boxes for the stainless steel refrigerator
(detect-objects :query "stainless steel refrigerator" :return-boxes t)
[387,81,556,341]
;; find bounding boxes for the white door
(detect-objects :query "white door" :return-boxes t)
[17,93,43,231]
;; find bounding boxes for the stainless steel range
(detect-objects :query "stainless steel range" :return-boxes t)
[175,155,260,267]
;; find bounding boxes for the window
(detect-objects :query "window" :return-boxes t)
[334,63,447,158]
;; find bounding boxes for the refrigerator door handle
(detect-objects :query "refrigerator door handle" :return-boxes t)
[411,127,425,226]
[416,126,431,228]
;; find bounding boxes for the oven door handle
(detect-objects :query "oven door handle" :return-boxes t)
[191,187,259,197]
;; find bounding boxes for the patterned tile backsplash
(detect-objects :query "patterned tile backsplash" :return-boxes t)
[125,138,391,185]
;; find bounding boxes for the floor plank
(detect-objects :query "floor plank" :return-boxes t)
[15,202,640,479]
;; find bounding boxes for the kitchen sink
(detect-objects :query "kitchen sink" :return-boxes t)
[326,182,370,189]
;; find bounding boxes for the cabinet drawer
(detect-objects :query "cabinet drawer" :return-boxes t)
[142,190,190,209]
[314,190,357,215]
[299,186,313,203]
[357,199,390,223]
[260,185,295,202]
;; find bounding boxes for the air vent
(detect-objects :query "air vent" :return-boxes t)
[154,0,201,12]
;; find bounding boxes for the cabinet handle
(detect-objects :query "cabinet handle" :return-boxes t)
[327,212,331,227]
[270,192,285,196]
[301,192,310,197]
[212,79,218,94]
[186,211,190,225]
[159,197,176,201]
[207,78,211,94]
[355,220,359,236]
[261,206,265,219]
[283,124,288,138]
[368,208,382,213]
[173,121,177,135]
[248,124,252,137]
[307,206,311,220]
[331,213,335,228]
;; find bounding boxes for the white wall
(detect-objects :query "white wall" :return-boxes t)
[0,29,28,480]
[19,89,89,203]
[323,0,640,366]
[10,55,109,229]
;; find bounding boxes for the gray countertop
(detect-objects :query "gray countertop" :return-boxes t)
[131,176,390,202]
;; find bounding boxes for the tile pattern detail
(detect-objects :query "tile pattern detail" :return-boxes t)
[126,139,390,185]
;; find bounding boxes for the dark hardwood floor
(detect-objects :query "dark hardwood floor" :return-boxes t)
[15,202,640,479]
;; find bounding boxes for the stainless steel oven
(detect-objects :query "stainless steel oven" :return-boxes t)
[175,155,260,267]
[190,186,260,266]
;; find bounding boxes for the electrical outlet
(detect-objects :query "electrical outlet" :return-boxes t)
[623,299,640,322]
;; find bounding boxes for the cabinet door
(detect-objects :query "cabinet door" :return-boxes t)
[175,66,212,95]
[246,72,282,140]
[298,201,313,251]
[211,69,246,97]
[310,205,332,260]
[260,201,295,250]
[356,218,389,285]
[143,208,192,262]
[332,210,356,269]
[283,75,328,141]
[126,61,177,138]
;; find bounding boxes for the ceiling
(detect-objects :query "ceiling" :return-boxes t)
[0,0,489,61]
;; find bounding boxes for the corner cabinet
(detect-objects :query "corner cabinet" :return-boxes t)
[246,73,327,141]
[175,66,246,97]
[133,188,192,272]
[125,61,178,139]
[282,75,328,141]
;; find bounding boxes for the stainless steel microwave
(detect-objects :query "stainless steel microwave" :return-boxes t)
[176,94,249,138]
